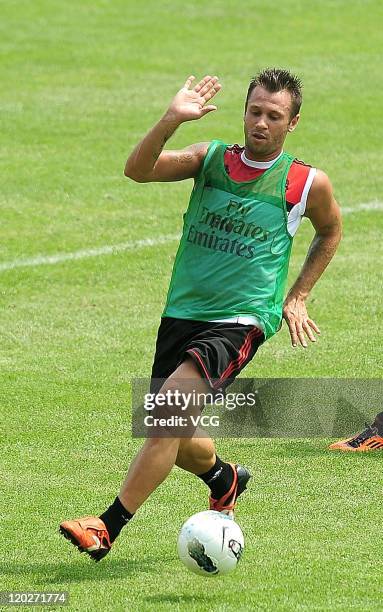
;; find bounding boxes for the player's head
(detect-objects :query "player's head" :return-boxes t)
[244,68,302,159]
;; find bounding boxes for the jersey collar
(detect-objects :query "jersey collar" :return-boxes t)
[240,149,284,170]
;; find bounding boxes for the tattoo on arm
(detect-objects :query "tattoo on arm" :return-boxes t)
[175,151,194,164]
[292,231,340,297]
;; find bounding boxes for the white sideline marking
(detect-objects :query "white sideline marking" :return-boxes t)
[341,201,383,214]
[0,235,179,272]
[0,201,382,273]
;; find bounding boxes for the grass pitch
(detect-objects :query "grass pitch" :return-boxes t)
[1,0,383,610]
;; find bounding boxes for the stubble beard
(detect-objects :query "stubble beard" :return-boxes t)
[244,134,272,160]
[244,130,287,161]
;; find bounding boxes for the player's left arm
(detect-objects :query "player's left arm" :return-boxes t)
[283,170,342,348]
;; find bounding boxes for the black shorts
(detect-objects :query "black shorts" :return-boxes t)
[150,317,265,394]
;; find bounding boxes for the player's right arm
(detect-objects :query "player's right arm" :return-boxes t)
[124,75,221,183]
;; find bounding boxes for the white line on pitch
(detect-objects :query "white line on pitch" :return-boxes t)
[341,201,383,214]
[0,235,179,272]
[0,201,381,273]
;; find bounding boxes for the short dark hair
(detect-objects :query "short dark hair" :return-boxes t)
[245,68,303,118]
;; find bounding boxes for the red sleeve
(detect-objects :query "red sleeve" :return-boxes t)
[286,160,313,206]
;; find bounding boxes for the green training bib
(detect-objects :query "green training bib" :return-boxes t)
[162,140,295,339]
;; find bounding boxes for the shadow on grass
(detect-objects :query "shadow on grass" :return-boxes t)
[0,556,173,585]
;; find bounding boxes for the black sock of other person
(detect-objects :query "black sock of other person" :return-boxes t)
[372,412,383,435]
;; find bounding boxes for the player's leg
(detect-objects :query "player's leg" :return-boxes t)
[176,432,216,474]
[59,320,262,560]
[59,357,208,560]
[172,321,264,513]
[117,357,210,513]
[116,355,249,519]
[151,317,258,512]
[176,435,251,516]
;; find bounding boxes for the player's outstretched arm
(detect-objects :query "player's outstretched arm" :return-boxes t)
[124,75,221,183]
[283,170,342,348]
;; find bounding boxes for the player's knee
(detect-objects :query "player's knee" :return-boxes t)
[145,436,180,449]
[158,378,184,398]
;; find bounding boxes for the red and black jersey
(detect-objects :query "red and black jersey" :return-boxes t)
[223,145,317,236]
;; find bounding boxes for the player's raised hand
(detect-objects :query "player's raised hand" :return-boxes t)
[282,294,321,348]
[164,75,221,123]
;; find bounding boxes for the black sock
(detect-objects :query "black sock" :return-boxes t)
[372,412,383,435]
[198,456,235,500]
[99,497,134,543]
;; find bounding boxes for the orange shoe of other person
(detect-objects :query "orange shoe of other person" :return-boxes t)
[329,423,383,452]
[59,516,112,562]
[209,464,251,517]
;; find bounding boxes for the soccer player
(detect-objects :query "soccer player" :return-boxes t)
[60,69,342,560]
[329,412,383,450]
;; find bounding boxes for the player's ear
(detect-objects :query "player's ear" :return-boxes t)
[288,114,300,132]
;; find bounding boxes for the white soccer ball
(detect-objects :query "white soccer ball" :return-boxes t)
[177,510,244,576]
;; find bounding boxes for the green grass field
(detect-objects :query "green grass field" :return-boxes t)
[1,0,383,609]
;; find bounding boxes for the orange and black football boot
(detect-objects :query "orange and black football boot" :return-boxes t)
[59,516,112,562]
[209,463,251,517]
[329,423,383,452]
